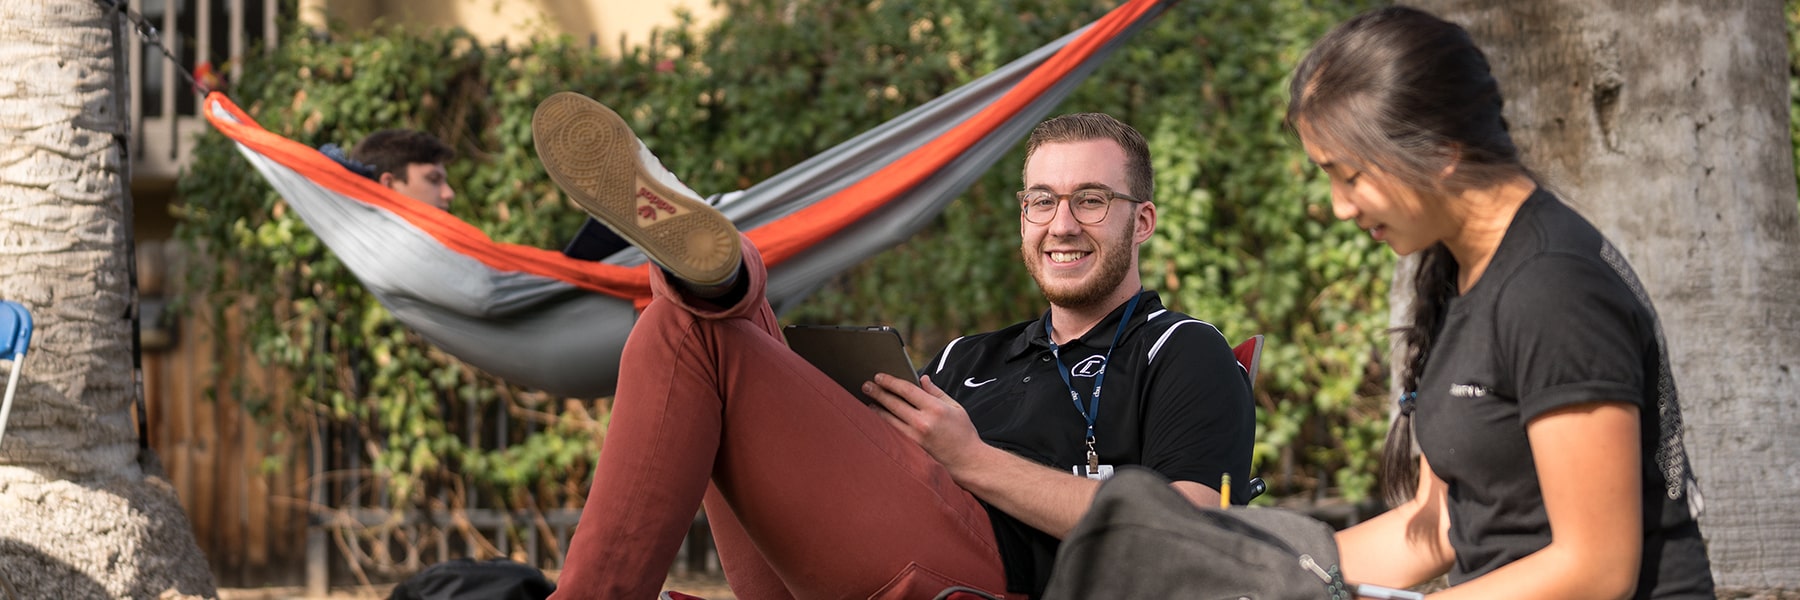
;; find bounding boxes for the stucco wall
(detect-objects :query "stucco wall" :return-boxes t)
[296,0,718,52]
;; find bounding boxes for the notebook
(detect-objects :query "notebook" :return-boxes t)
[782,325,920,405]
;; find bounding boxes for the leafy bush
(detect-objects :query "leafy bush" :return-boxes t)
[175,0,1393,543]
[1790,0,1800,212]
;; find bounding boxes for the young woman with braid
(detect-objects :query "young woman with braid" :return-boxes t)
[1288,7,1713,599]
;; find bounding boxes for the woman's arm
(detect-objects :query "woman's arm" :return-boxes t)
[1335,455,1455,588]
[1428,401,1643,600]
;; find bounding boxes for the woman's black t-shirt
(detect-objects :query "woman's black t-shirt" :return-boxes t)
[1412,190,1714,598]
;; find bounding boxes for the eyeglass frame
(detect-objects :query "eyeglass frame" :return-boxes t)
[1016,187,1144,225]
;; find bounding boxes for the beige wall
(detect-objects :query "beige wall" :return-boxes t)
[296,0,718,52]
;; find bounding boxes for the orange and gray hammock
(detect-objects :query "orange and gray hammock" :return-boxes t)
[202,0,1172,398]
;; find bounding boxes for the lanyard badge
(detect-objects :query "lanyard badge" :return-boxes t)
[1046,291,1140,481]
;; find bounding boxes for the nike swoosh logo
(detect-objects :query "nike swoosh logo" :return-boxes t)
[964,377,998,388]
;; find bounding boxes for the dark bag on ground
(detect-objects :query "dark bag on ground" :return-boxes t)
[1043,467,1352,600]
[387,557,555,600]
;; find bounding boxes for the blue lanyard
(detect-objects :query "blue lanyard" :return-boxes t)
[1044,291,1142,457]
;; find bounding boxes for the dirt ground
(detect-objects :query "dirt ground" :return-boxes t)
[215,571,736,599]
[658,572,738,599]
[212,574,1800,599]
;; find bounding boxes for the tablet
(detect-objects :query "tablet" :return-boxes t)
[783,325,921,405]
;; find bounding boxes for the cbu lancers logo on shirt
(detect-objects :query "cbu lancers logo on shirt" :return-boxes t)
[1072,355,1107,378]
[1450,383,1490,398]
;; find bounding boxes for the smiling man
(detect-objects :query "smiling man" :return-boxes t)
[866,113,1256,595]
[533,96,1254,600]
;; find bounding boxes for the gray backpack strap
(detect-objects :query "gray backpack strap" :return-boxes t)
[1044,467,1351,600]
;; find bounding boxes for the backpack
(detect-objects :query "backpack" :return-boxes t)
[387,558,555,600]
[1043,467,1352,600]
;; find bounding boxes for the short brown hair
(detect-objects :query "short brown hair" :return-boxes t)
[350,129,454,183]
[1022,113,1153,202]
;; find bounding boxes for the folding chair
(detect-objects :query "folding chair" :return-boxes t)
[1231,334,1264,386]
[0,302,32,600]
[1231,334,1267,503]
[0,300,35,448]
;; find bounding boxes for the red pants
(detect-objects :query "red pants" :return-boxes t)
[552,240,1009,600]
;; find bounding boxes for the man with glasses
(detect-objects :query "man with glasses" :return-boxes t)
[535,98,1255,600]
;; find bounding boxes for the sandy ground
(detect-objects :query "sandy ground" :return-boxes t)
[658,572,737,599]
[198,574,1800,599]
[216,571,736,599]
[200,552,1800,600]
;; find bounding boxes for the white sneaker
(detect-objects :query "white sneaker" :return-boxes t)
[533,92,741,286]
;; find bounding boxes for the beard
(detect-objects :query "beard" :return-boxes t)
[1022,220,1136,311]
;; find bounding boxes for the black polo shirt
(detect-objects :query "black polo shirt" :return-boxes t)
[1414,190,1713,597]
[923,290,1255,596]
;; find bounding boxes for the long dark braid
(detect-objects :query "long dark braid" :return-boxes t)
[1383,244,1458,505]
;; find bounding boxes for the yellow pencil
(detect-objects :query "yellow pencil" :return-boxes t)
[1220,473,1231,509]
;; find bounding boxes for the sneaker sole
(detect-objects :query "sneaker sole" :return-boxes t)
[532,92,740,286]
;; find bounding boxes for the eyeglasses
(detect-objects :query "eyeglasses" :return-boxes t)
[1017,188,1143,224]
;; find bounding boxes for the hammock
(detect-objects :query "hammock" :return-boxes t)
[202,0,1173,398]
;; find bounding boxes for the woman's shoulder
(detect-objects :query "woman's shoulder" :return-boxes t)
[1491,239,1655,339]
[1510,188,1611,258]
[1495,191,1640,292]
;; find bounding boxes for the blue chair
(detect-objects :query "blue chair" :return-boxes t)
[0,300,36,447]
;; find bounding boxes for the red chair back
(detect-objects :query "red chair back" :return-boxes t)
[1231,334,1264,390]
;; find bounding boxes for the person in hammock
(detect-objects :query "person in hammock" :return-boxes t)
[532,92,1255,599]
[346,128,458,211]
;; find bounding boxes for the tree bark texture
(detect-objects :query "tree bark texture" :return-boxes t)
[1413,0,1800,592]
[0,1,216,597]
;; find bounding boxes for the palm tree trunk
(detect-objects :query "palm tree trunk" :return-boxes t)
[1412,0,1800,593]
[0,0,216,597]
